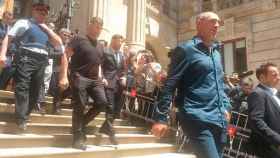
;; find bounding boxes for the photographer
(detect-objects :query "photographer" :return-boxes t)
[229,77,254,114]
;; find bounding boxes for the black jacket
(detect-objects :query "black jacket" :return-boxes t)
[102,48,125,89]
[247,84,280,158]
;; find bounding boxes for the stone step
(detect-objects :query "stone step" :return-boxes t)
[0,112,127,126]
[0,133,158,148]
[122,153,196,158]
[0,102,104,117]
[0,90,71,104]
[0,143,176,158]
[0,122,146,135]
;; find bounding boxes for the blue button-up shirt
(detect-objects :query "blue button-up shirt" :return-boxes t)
[155,36,231,128]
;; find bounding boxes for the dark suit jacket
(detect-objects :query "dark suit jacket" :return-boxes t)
[247,84,280,158]
[102,47,125,89]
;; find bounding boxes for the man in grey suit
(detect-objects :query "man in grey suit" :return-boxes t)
[102,34,126,119]
[247,62,280,158]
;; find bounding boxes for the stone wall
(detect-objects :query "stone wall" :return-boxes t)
[249,9,280,70]
[177,0,280,79]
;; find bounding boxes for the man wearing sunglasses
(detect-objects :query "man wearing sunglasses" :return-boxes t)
[0,2,62,131]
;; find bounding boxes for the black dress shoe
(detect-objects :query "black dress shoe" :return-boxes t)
[108,135,118,145]
[34,104,46,115]
[51,108,62,115]
[39,108,46,115]
[17,121,27,132]
[72,141,87,150]
[99,128,118,145]
[72,132,87,150]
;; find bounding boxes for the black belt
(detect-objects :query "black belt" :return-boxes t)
[20,49,48,58]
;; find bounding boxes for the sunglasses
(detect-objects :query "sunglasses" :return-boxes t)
[35,7,49,14]
[63,33,72,38]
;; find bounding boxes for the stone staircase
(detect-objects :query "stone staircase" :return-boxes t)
[0,90,195,158]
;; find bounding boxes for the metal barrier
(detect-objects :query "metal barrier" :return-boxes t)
[121,89,178,132]
[120,90,257,157]
[122,90,157,125]
[222,111,256,158]
[174,111,256,157]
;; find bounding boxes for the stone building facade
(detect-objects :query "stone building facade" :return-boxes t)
[178,0,280,77]
[47,0,178,69]
[6,0,280,72]
[8,0,178,69]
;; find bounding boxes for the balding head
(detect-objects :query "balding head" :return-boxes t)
[196,12,221,47]
[196,12,220,24]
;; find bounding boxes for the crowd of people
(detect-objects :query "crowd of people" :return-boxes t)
[0,2,279,158]
[0,2,166,150]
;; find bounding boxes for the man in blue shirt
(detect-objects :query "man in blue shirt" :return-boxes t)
[152,12,231,158]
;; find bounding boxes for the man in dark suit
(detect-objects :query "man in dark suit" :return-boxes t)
[102,34,126,119]
[247,62,280,158]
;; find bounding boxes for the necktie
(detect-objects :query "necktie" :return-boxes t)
[115,53,120,66]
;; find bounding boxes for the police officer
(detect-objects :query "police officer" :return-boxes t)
[0,2,62,131]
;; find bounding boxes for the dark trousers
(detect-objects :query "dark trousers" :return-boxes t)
[71,73,115,141]
[179,116,227,158]
[14,50,48,123]
[0,55,16,90]
[247,133,280,158]
[0,61,16,90]
[49,71,72,112]
[105,85,123,118]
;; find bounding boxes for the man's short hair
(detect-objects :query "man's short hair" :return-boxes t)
[256,62,277,80]
[240,77,254,87]
[89,17,103,26]
[111,34,123,40]
[32,2,50,11]
[196,12,221,25]
[3,11,13,17]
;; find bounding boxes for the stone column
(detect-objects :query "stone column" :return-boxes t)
[89,0,110,41]
[126,0,146,54]
[90,0,108,19]
[193,0,202,14]
[211,0,218,12]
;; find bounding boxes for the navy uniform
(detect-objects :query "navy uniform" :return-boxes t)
[0,3,62,131]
